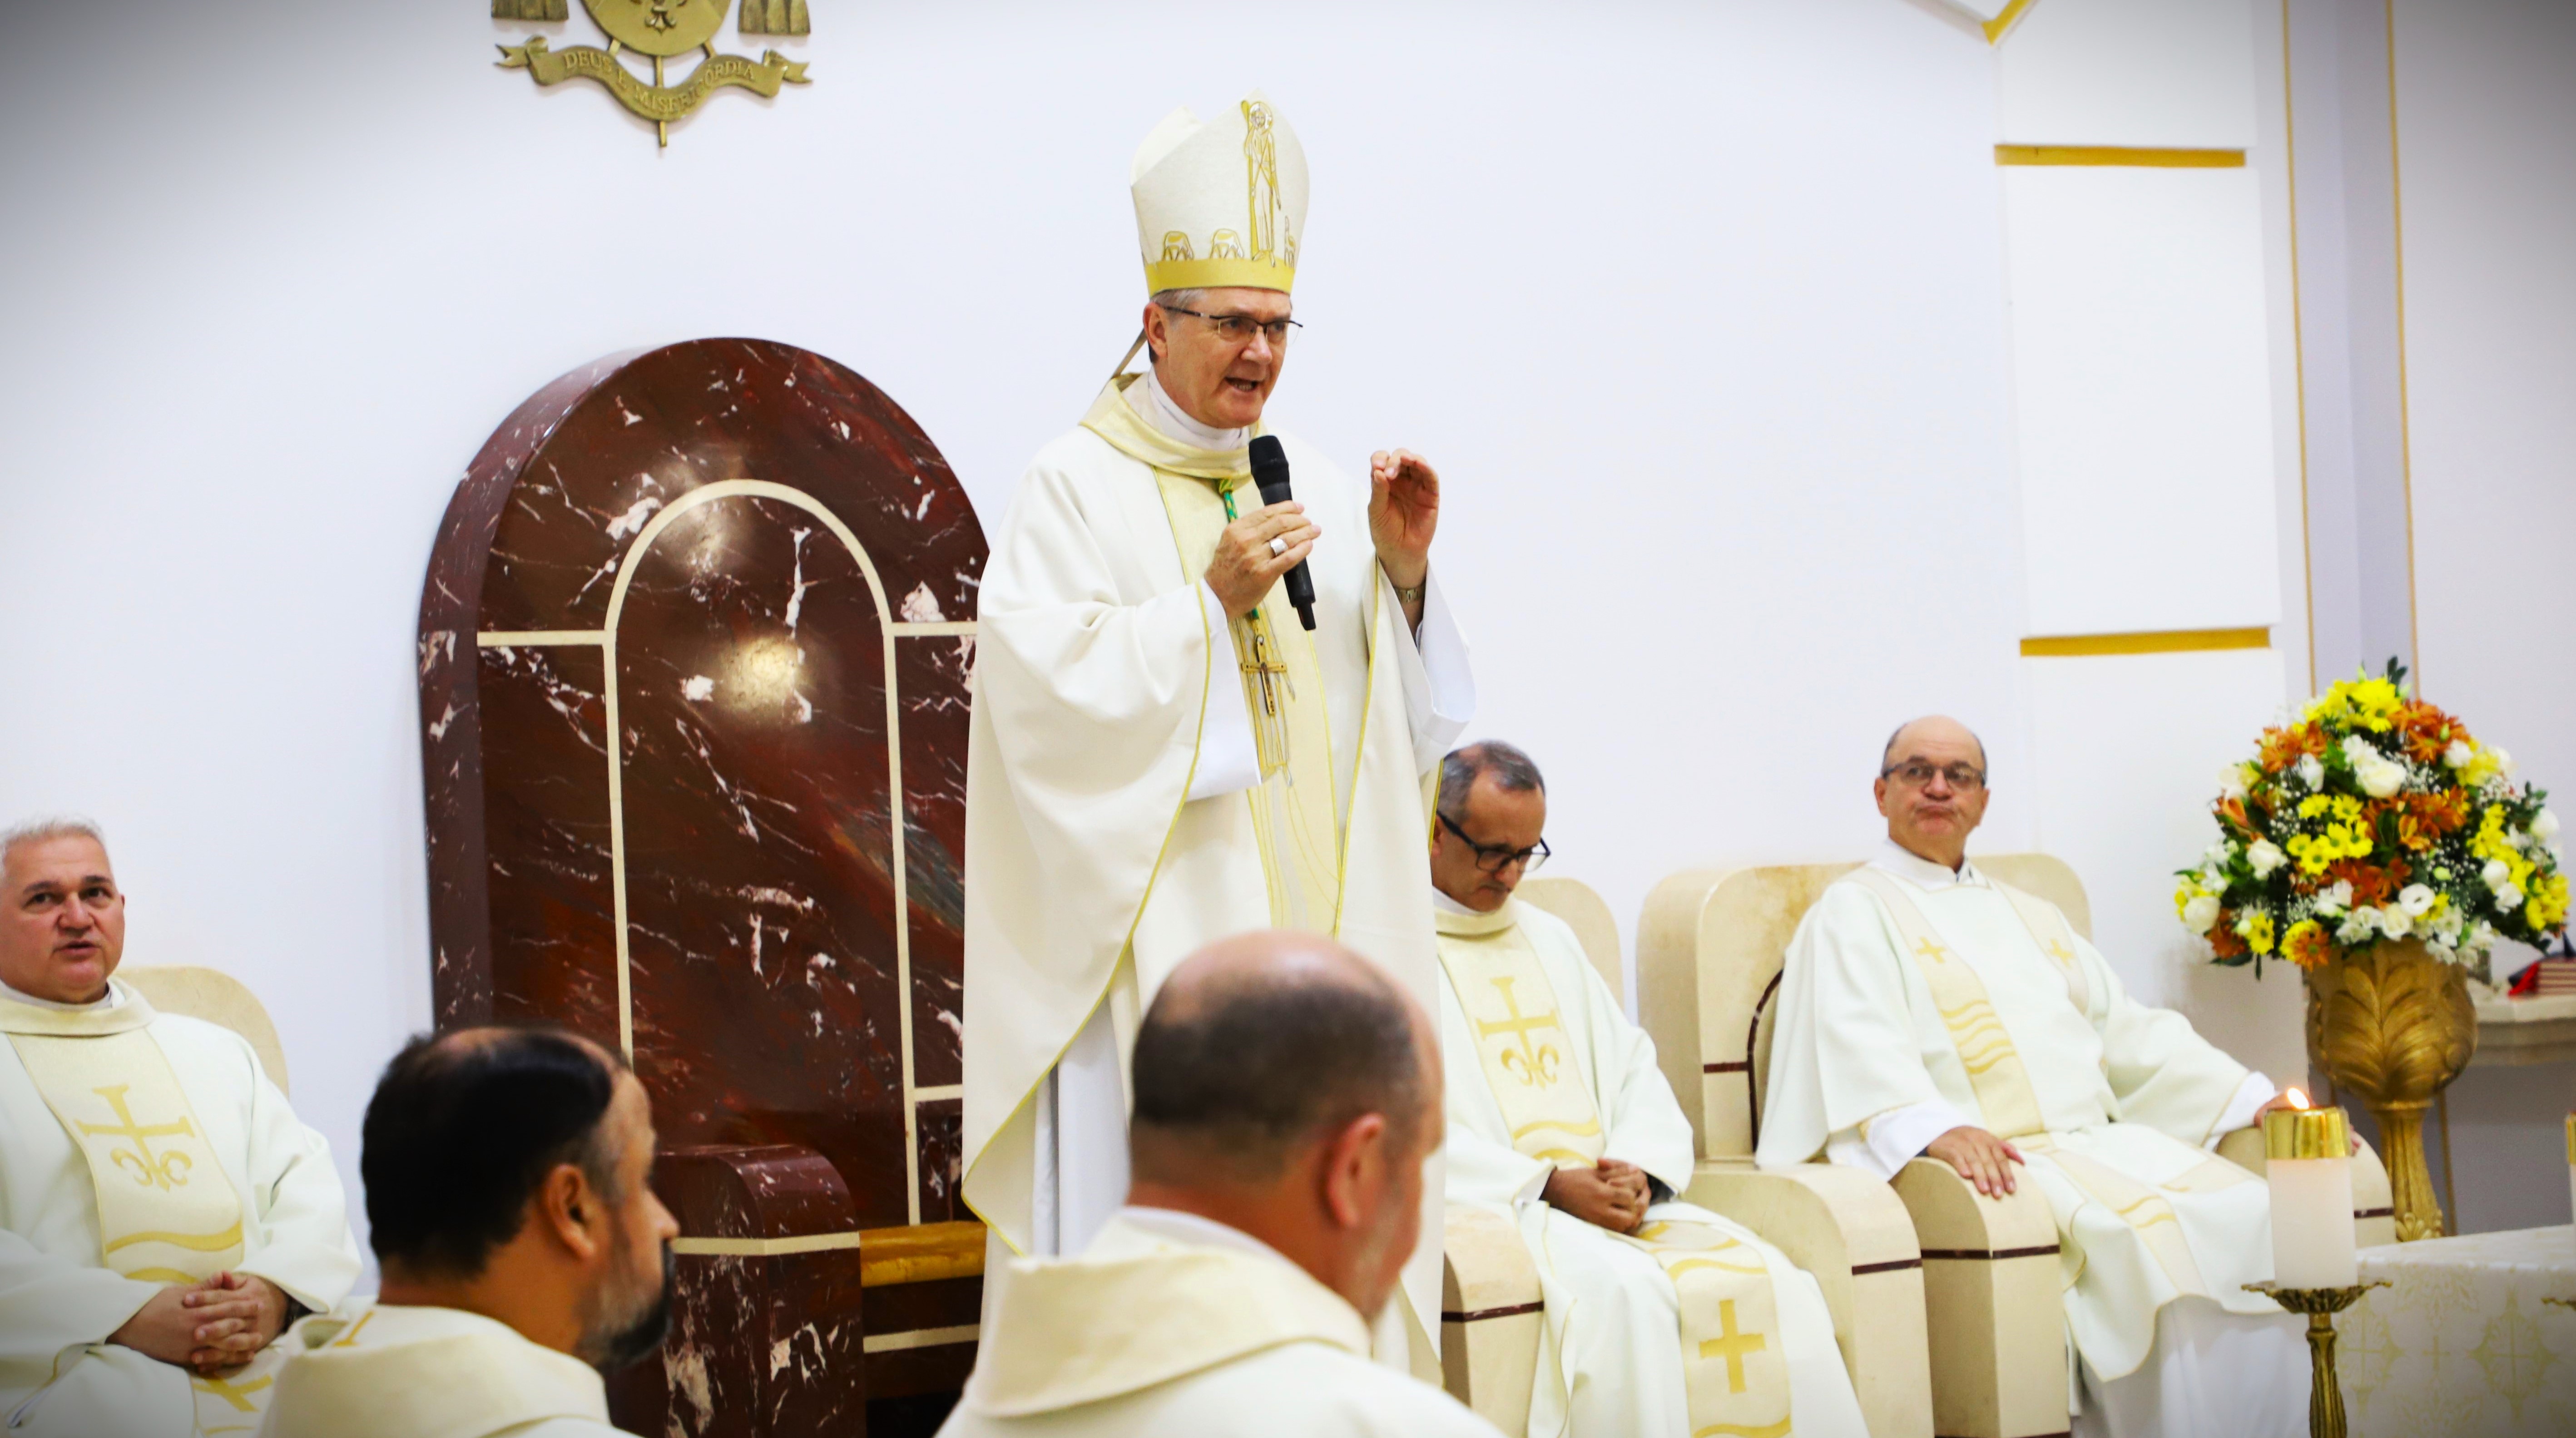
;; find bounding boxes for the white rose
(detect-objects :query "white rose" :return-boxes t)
[2341,735,2377,766]
[2358,755,2408,799]
[2444,740,2474,769]
[2317,880,2355,915]
[2205,839,2237,867]
[2535,809,2561,842]
[2377,904,2414,939]
[2498,882,2526,913]
[2336,909,2380,944]
[2484,858,2514,890]
[2399,883,2437,917]
[2182,893,2222,932]
[2297,754,2325,791]
[2247,840,2288,878]
[2218,765,2248,801]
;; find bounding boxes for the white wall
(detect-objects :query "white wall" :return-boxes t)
[0,0,2036,1257]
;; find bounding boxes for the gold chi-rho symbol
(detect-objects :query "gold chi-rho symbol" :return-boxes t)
[1479,978,1564,1087]
[79,1085,196,1191]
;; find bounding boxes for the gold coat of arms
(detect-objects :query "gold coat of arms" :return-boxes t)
[495,0,810,147]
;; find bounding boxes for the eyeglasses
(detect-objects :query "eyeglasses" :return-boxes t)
[1159,306,1302,346]
[1437,811,1551,874]
[1882,761,1986,791]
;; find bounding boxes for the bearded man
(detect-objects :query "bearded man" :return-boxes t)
[962,90,1473,1370]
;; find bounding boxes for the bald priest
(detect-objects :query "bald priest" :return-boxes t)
[1759,719,2310,1438]
[946,931,1497,1438]
[1433,742,1867,1438]
[962,89,1473,1370]
[0,820,360,1438]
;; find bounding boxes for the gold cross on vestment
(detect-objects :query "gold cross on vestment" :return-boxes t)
[1477,977,1564,1087]
[2045,937,2076,968]
[1914,936,1952,965]
[1699,1298,1768,1393]
[78,1085,198,1191]
[193,1373,272,1413]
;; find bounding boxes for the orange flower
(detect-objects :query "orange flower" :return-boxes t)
[2395,814,2431,851]
[2283,919,2333,969]
[2216,797,2254,837]
[2259,723,2327,773]
[2413,790,2469,835]
[2332,860,2395,907]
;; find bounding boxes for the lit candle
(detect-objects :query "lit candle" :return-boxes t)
[2266,1090,2357,1290]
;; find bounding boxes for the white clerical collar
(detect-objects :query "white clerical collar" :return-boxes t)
[1873,838,1988,892]
[1431,888,1480,916]
[1129,366,1247,451]
[1112,1206,1298,1272]
[1,978,121,1012]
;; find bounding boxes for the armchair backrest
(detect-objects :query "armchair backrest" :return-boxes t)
[119,965,292,1097]
[1515,875,1623,1007]
[1636,855,2091,1161]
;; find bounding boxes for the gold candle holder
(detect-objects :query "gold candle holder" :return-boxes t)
[2244,1280,2388,1438]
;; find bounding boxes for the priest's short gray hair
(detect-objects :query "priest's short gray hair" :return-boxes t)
[0,816,106,867]
[1438,740,1545,820]
[1149,287,1207,313]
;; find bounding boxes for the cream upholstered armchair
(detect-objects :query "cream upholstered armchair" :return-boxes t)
[1436,877,1935,1438]
[120,965,294,1094]
[1638,855,2397,1438]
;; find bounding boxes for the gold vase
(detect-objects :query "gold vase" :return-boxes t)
[2303,938,2477,1241]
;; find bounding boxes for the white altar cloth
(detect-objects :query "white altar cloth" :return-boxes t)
[2337,1225,2576,1436]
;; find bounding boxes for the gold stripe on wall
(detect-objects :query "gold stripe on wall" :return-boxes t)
[2021,628,2271,658]
[1984,0,2039,44]
[2384,0,2423,688]
[1995,145,2247,168]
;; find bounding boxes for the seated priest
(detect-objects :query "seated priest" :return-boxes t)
[0,818,360,1438]
[946,930,1497,1438]
[261,1027,678,1438]
[1431,742,1868,1438]
[1757,717,2309,1438]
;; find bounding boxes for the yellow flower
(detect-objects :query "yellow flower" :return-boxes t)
[2330,795,2364,822]
[2241,913,2277,954]
[2283,919,2330,968]
[2299,795,2331,819]
[2528,872,2571,932]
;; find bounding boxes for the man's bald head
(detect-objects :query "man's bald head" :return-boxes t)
[1881,715,1987,779]
[1129,931,1433,1185]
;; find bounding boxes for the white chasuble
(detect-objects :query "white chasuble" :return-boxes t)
[262,1302,628,1438]
[1757,851,2289,1397]
[1437,902,1867,1438]
[943,1211,1499,1438]
[962,372,1468,1367]
[0,982,360,1438]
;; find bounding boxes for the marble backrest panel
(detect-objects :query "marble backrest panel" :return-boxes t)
[417,339,987,1234]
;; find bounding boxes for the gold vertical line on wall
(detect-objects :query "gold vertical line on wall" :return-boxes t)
[1984,0,2040,45]
[2282,0,2319,696]
[2384,0,2424,691]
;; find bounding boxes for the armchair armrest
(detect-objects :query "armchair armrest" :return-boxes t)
[1892,1157,2065,1438]
[2213,1129,2398,1250]
[1440,1204,1543,1436]
[1687,1161,1932,1438]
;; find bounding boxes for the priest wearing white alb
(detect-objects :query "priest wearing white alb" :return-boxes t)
[1432,742,1867,1438]
[962,89,1473,1370]
[0,819,360,1438]
[946,930,1496,1438]
[1757,718,2309,1437]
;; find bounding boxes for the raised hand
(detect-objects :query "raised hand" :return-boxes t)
[1366,449,1438,591]
[1204,501,1318,619]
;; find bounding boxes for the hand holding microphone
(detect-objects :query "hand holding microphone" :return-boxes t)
[1205,485,1317,621]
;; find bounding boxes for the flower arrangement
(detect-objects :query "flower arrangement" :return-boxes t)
[2176,662,2568,973]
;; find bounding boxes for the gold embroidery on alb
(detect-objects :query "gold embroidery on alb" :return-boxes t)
[1477,976,1565,1087]
[1437,918,1603,1170]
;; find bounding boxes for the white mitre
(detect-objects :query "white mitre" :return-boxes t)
[1130,91,1310,295]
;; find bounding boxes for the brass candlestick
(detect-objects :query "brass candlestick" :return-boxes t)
[2245,1280,2389,1438]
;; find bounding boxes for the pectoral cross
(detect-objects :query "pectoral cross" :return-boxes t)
[1477,977,1563,1087]
[1699,1298,1768,1393]
[1243,629,1291,718]
[78,1085,197,1191]
[1914,936,1952,965]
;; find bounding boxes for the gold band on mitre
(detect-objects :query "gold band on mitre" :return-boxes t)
[1131,92,1308,297]
[2264,1104,2351,1161]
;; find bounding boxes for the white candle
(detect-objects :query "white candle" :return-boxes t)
[2267,1100,2357,1289]
[2564,1112,2574,1226]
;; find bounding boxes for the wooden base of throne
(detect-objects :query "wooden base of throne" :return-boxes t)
[606,1145,985,1437]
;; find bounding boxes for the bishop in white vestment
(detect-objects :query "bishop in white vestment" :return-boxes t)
[1431,743,1867,1438]
[1756,719,2308,1437]
[0,822,360,1438]
[961,91,1472,1366]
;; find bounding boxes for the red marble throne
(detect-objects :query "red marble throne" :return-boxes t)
[416,339,987,1435]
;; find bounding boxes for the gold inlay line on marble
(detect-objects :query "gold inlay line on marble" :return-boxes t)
[890,620,978,637]
[914,1083,962,1102]
[2021,628,2271,658]
[595,478,929,1226]
[1995,145,2246,168]
[861,1324,980,1354]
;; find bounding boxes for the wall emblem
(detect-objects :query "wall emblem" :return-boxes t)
[494,0,810,148]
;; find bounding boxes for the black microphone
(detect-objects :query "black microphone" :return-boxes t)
[1248,435,1317,631]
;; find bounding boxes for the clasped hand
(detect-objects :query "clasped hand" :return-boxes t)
[1543,1157,1652,1235]
[1204,502,1318,619]
[110,1271,290,1372]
